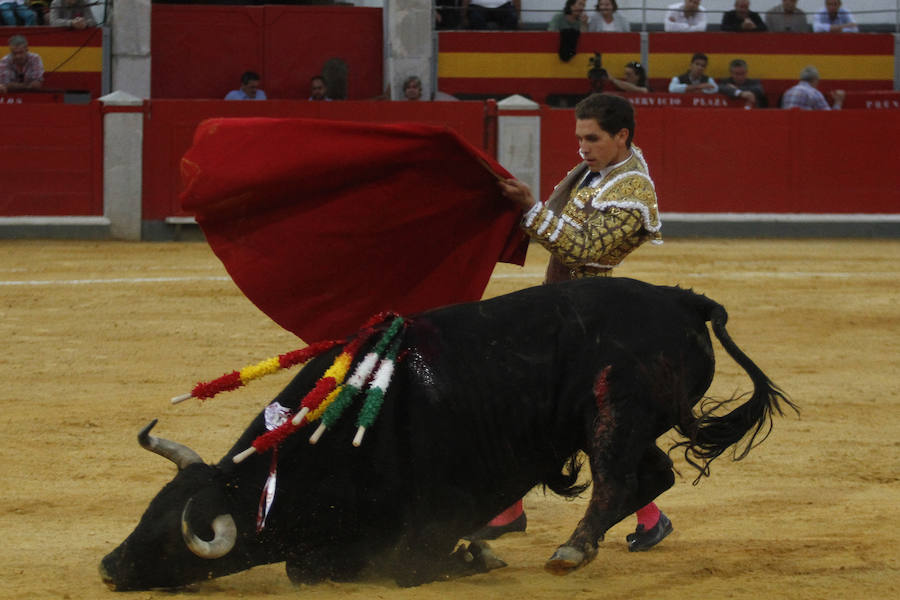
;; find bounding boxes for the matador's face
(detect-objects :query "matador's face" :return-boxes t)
[575,118,629,172]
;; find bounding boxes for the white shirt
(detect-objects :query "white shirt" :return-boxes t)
[664,2,708,32]
[668,75,718,94]
[470,0,511,8]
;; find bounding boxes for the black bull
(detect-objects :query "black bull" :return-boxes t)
[100,278,794,590]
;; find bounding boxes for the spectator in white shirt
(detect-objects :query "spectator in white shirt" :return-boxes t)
[664,0,708,32]
[812,0,858,32]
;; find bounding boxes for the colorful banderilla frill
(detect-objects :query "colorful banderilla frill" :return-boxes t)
[308,316,406,445]
[170,340,342,404]
[352,333,405,447]
[231,314,406,463]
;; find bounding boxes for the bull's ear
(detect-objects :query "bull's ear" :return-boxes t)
[138,420,204,470]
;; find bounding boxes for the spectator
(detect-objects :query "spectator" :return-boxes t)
[462,0,519,30]
[548,0,589,32]
[402,75,424,100]
[813,0,857,32]
[0,35,43,94]
[664,0,707,32]
[609,61,651,93]
[764,0,810,32]
[308,75,331,101]
[0,0,36,25]
[224,71,267,101]
[721,0,767,31]
[668,52,717,94]
[588,0,629,32]
[48,0,96,29]
[384,75,456,101]
[718,58,767,107]
[781,65,844,109]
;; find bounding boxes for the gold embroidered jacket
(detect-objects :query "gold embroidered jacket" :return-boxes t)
[521,146,662,283]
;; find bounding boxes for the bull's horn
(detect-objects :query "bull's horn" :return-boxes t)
[181,498,237,559]
[138,419,204,470]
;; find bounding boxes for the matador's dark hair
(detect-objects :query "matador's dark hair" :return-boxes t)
[575,93,635,147]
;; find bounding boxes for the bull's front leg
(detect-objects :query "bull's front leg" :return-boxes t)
[390,532,508,587]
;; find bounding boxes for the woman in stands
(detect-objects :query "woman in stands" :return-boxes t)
[548,0,589,32]
[588,0,630,32]
[609,61,651,93]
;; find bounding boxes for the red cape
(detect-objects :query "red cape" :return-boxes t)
[180,117,528,342]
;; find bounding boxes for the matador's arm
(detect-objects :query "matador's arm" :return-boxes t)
[523,203,645,269]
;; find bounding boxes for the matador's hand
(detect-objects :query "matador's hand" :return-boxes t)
[498,178,537,211]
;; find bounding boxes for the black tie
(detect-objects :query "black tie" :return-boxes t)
[578,171,601,190]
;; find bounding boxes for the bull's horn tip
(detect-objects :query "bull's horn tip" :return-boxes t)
[171,393,193,405]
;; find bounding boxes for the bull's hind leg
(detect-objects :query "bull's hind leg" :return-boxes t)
[630,445,675,513]
[545,366,661,575]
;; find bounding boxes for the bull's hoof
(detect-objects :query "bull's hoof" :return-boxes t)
[544,543,596,576]
[467,540,507,572]
[453,541,508,573]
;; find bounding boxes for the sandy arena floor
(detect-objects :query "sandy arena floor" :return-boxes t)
[1,238,897,599]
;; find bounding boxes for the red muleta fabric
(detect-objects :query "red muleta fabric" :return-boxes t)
[180,117,528,342]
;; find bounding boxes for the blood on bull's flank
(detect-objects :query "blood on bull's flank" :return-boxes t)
[100,277,794,591]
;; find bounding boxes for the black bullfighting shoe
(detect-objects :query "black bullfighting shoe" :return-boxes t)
[626,511,673,552]
[465,512,527,541]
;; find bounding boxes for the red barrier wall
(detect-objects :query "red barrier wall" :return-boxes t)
[2,101,896,221]
[142,100,492,220]
[0,102,102,216]
[539,106,900,214]
[151,5,383,100]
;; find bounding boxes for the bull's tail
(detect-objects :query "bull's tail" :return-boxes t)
[673,304,797,480]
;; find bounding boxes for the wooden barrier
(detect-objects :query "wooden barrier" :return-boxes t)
[538,106,900,214]
[0,102,102,217]
[842,90,900,109]
[1,100,896,233]
[621,92,747,108]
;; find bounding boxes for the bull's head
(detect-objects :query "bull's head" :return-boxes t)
[99,420,260,590]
